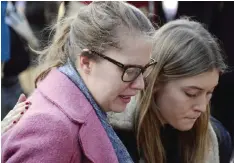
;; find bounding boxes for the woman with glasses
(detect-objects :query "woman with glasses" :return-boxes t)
[2,15,232,163]
[1,2,156,163]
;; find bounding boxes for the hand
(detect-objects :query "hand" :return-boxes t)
[1,94,31,134]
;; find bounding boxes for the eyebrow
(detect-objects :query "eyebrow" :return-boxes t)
[185,85,217,92]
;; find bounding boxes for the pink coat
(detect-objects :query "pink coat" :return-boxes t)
[2,69,119,163]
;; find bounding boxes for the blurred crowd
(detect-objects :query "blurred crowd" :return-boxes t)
[1,1,234,158]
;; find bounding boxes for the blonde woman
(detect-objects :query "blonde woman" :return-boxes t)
[2,19,232,163]
[1,2,156,163]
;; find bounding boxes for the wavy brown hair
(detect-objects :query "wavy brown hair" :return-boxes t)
[137,18,227,163]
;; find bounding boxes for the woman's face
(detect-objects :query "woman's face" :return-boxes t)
[79,35,152,112]
[154,69,219,131]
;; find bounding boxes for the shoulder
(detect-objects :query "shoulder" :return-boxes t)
[36,69,95,123]
[2,110,78,163]
[3,110,77,146]
[210,116,232,163]
[211,116,232,146]
[28,89,75,126]
[19,90,79,137]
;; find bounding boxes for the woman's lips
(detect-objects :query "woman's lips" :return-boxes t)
[119,95,132,104]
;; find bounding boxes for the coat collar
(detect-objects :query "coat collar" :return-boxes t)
[37,68,94,124]
[37,68,119,162]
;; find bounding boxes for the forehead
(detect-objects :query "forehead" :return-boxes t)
[166,69,220,90]
[110,34,152,65]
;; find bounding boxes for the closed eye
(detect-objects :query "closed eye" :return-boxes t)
[185,92,199,98]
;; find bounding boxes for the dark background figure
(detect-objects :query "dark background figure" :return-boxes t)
[1,2,30,120]
[1,1,11,63]
[1,2,60,119]
[25,1,60,50]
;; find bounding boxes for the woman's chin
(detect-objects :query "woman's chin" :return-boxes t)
[108,103,127,113]
[172,121,195,131]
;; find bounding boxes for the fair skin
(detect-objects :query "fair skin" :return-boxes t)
[78,34,152,113]
[1,34,153,131]
[1,94,30,134]
[1,69,219,132]
[155,69,219,131]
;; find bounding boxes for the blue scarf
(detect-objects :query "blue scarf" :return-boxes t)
[59,59,133,163]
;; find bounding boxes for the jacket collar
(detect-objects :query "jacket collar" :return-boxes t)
[37,69,119,162]
[37,68,93,124]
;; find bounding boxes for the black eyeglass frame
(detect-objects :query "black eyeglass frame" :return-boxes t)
[90,50,157,82]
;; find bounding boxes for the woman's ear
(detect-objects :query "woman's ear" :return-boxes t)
[77,49,94,74]
[78,54,92,74]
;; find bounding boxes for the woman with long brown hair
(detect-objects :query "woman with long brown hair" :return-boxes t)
[2,18,232,163]
[110,18,232,163]
[135,18,232,163]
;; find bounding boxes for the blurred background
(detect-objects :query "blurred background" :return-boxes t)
[1,1,234,148]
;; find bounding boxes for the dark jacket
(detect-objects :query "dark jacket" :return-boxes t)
[115,117,232,163]
[211,117,232,163]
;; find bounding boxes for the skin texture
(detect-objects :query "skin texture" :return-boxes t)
[155,69,219,131]
[78,35,152,113]
[1,94,30,134]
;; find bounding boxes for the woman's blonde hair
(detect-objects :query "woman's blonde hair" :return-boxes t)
[137,18,227,163]
[34,1,155,86]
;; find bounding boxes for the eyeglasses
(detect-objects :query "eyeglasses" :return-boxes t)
[89,50,157,82]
